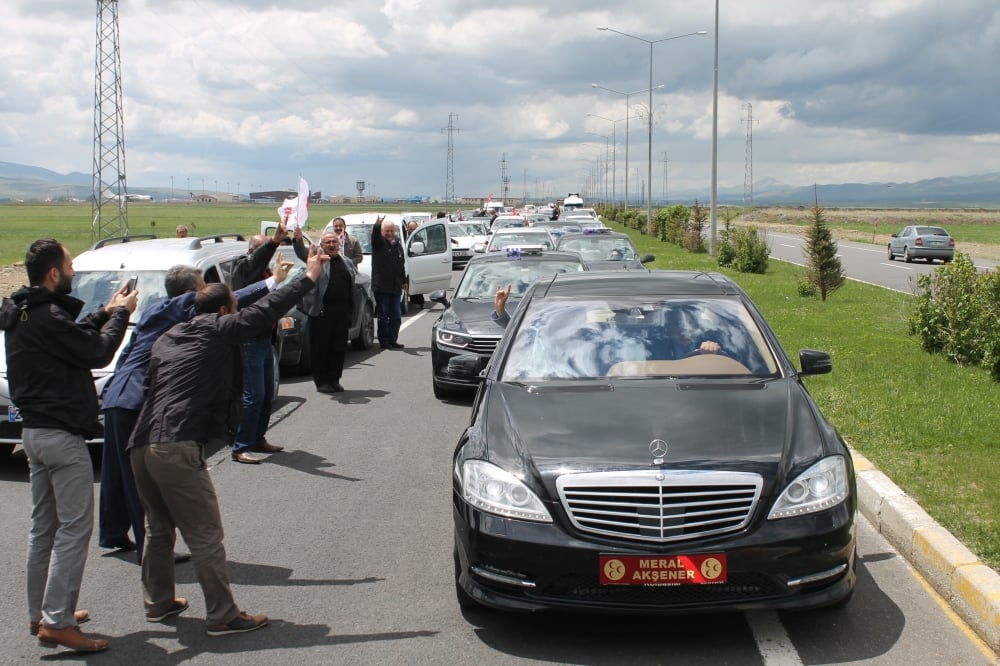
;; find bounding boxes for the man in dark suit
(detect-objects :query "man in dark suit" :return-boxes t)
[99,263,288,561]
[293,228,356,392]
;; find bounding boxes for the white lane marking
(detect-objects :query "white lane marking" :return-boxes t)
[746,610,803,666]
[881,262,914,270]
[400,307,430,332]
[779,243,796,248]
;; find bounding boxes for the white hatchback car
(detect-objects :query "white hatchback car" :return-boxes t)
[0,233,260,458]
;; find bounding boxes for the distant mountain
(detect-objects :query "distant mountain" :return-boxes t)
[674,172,1000,208]
[4,161,1000,208]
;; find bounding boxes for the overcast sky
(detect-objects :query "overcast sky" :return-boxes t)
[3,0,999,202]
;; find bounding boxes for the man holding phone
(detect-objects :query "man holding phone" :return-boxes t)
[1,238,137,652]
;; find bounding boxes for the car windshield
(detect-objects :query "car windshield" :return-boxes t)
[488,233,554,251]
[345,225,375,254]
[72,270,169,323]
[455,260,584,299]
[500,297,779,381]
[558,237,636,261]
[450,223,484,237]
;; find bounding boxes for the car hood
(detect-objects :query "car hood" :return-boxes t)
[475,379,836,498]
[438,298,510,337]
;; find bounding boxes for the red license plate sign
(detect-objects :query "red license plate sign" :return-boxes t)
[599,554,727,585]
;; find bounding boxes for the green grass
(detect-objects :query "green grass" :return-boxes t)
[627,228,1000,571]
[0,202,444,265]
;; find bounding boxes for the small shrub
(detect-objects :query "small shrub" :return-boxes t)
[797,281,818,297]
[728,225,770,274]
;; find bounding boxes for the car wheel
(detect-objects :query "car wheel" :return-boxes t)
[887,245,894,261]
[293,327,312,375]
[272,348,281,399]
[903,246,913,263]
[454,549,481,611]
[352,304,375,351]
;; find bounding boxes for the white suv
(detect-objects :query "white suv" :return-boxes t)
[0,233,263,458]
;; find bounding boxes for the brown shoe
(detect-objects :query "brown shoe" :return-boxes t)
[252,439,284,453]
[231,451,262,464]
[30,609,90,636]
[36,625,108,652]
[206,611,269,636]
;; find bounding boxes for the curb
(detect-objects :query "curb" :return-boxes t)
[852,449,1000,652]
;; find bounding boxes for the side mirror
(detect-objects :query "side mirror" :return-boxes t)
[799,349,832,376]
[640,253,655,264]
[430,289,449,307]
[448,353,484,380]
[409,241,426,256]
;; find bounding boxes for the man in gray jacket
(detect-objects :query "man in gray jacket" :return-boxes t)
[128,245,327,637]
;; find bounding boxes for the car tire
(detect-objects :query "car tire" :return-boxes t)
[293,328,312,375]
[887,245,894,261]
[904,246,913,263]
[0,442,14,461]
[352,304,375,351]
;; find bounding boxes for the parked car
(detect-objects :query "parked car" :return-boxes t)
[887,225,955,263]
[322,213,453,313]
[0,233,258,458]
[483,228,556,253]
[449,221,489,269]
[260,223,376,373]
[556,229,655,270]
[451,270,856,613]
[429,249,586,398]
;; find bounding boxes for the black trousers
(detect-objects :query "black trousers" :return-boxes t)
[98,407,145,562]
[309,307,350,388]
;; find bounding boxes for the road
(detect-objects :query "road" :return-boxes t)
[765,231,998,293]
[0,271,996,664]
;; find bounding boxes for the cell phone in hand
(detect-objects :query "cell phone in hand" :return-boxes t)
[124,275,138,295]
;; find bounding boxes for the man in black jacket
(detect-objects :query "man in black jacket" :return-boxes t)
[1,238,137,653]
[230,221,288,463]
[370,216,408,349]
[128,244,327,637]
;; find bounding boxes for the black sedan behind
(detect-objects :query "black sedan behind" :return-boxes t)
[429,249,586,399]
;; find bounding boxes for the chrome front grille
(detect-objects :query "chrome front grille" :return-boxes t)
[556,470,762,543]
[468,336,501,354]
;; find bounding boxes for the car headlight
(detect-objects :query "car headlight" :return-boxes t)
[768,456,850,519]
[458,459,552,523]
[436,328,473,349]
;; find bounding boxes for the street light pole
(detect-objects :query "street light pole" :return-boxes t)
[586,132,609,204]
[592,83,663,213]
[597,27,707,233]
[710,0,720,255]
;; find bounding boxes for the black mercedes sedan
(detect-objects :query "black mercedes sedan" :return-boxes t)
[450,271,856,613]
[429,249,586,399]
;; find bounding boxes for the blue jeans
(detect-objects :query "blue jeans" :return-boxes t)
[233,336,274,454]
[375,292,401,347]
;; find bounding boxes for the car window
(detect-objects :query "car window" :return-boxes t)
[915,226,948,236]
[455,261,584,299]
[72,270,169,323]
[412,223,447,254]
[488,233,554,251]
[500,297,778,380]
[558,237,635,261]
[346,225,374,253]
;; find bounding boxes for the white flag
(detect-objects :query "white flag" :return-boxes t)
[276,176,310,231]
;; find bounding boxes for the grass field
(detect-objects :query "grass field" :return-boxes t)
[1,202,997,571]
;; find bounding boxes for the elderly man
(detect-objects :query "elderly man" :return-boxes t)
[371,217,407,349]
[293,228,356,392]
[2,238,137,653]
[128,245,327,637]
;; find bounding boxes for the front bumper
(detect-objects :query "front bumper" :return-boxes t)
[431,345,490,392]
[453,493,856,614]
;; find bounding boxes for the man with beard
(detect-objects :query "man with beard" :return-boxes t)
[1,238,137,653]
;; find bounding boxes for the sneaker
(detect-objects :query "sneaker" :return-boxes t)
[146,597,189,622]
[206,611,268,636]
